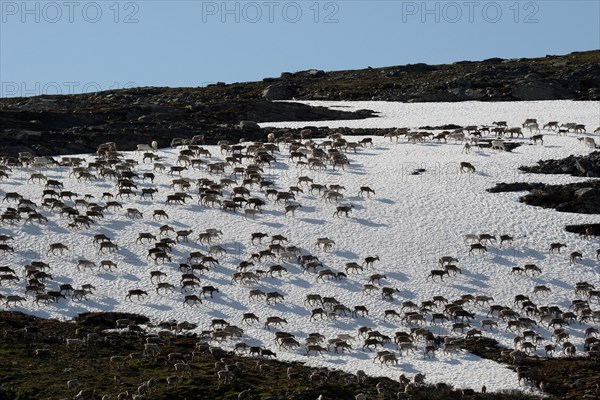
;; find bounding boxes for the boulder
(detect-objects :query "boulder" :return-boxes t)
[464,88,486,99]
[239,120,261,130]
[263,85,294,101]
[576,159,594,175]
[574,187,594,197]
[510,80,569,100]
[307,69,325,78]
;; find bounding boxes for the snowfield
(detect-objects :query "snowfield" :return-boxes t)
[0,100,599,394]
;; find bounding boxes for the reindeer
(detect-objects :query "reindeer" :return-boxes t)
[156,282,175,293]
[381,287,399,301]
[363,255,380,268]
[507,127,524,138]
[334,205,353,218]
[137,232,157,244]
[264,316,287,329]
[176,229,193,243]
[500,235,513,246]
[570,251,583,265]
[126,289,148,301]
[47,243,68,256]
[549,242,566,253]
[427,269,449,282]
[438,256,458,267]
[543,121,559,131]
[368,274,387,284]
[358,186,376,197]
[530,134,544,145]
[523,264,542,276]
[99,242,118,254]
[266,291,285,304]
[284,204,301,216]
[532,285,552,296]
[460,162,476,173]
[352,305,369,317]
[345,262,363,274]
[469,243,487,256]
[491,140,506,151]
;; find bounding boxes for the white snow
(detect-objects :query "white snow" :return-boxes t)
[1,100,599,394]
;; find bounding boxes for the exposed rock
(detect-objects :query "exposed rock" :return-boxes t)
[0,96,377,156]
[477,139,522,152]
[489,179,600,214]
[565,223,600,236]
[464,88,486,99]
[519,152,600,177]
[511,80,570,100]
[524,181,600,214]
[294,69,325,78]
[263,85,294,100]
[75,312,149,328]
[239,120,260,130]
[576,159,594,175]
[574,187,595,198]
[307,69,325,78]
[418,124,463,131]
[486,182,544,193]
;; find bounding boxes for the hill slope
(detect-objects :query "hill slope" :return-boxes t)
[0,100,599,398]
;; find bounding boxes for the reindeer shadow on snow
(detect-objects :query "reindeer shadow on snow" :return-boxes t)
[44,223,71,236]
[512,247,546,261]
[298,217,326,225]
[120,272,142,282]
[334,250,361,260]
[206,295,246,312]
[545,278,574,291]
[393,289,415,299]
[460,268,491,283]
[286,276,312,289]
[259,221,284,229]
[268,301,306,316]
[350,217,389,228]
[207,309,230,319]
[142,303,173,312]
[374,198,396,205]
[385,271,410,283]
[114,248,141,265]
[96,272,118,282]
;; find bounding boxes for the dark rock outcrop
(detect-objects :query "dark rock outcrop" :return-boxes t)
[519,152,600,177]
[565,223,600,237]
[486,182,545,193]
[75,312,150,328]
[0,94,377,156]
[263,85,295,100]
[489,180,600,214]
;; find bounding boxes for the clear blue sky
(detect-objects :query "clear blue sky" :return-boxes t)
[1,0,599,97]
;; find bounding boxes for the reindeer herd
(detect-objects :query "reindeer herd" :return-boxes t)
[0,116,599,396]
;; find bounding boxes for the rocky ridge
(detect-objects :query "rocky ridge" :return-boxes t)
[0,50,598,157]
